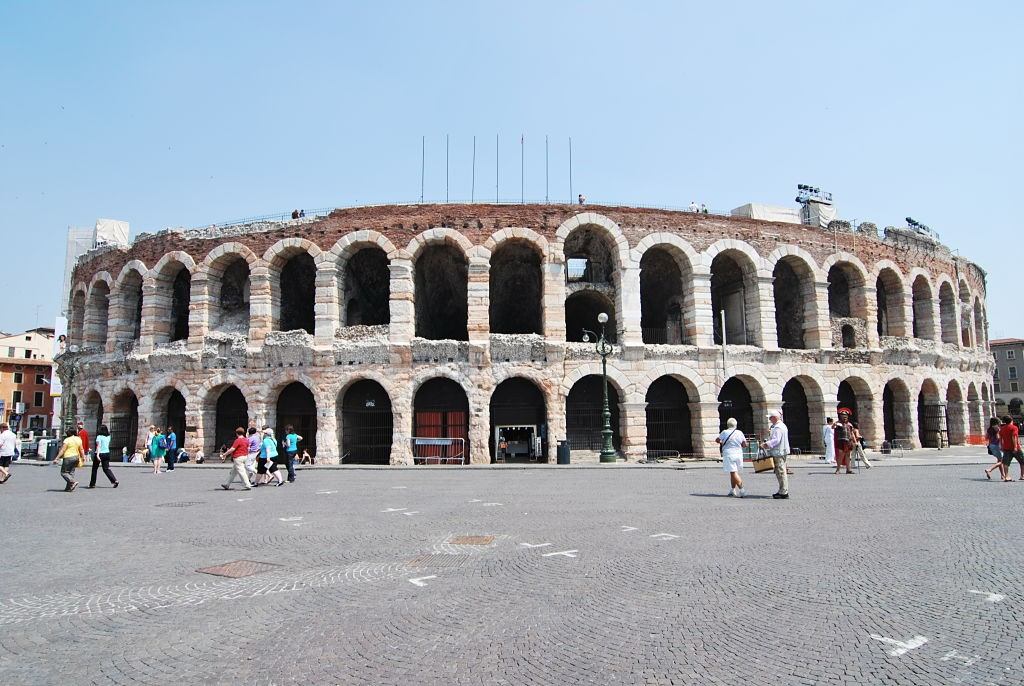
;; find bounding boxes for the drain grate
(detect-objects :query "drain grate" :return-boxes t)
[155,501,206,508]
[449,535,495,545]
[196,560,283,578]
[407,554,471,569]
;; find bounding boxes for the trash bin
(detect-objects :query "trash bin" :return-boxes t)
[557,440,570,465]
[45,440,60,461]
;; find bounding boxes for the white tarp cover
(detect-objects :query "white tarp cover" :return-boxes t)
[95,218,130,246]
[730,204,802,224]
[806,201,837,228]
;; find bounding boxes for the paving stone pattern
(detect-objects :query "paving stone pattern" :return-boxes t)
[0,461,1021,685]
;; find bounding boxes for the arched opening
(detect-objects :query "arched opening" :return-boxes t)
[340,380,393,464]
[490,378,547,463]
[489,240,543,335]
[958,280,972,347]
[917,379,944,448]
[277,253,316,334]
[945,381,965,445]
[841,324,856,349]
[85,282,110,348]
[711,252,758,346]
[81,391,104,438]
[883,380,911,443]
[211,257,251,334]
[966,383,983,436]
[781,379,811,452]
[837,380,858,421]
[69,290,86,347]
[108,389,139,457]
[875,268,906,337]
[276,382,317,457]
[413,378,470,463]
[120,270,144,341]
[938,282,957,344]
[718,377,755,436]
[414,244,468,341]
[911,276,935,340]
[772,257,812,349]
[973,299,985,348]
[827,265,853,317]
[343,247,390,327]
[645,376,692,458]
[640,248,687,345]
[213,385,248,454]
[566,375,621,454]
[565,290,616,343]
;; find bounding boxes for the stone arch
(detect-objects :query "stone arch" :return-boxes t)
[945,379,967,445]
[873,262,908,338]
[68,285,88,348]
[645,375,694,457]
[781,375,825,453]
[329,230,400,262]
[769,250,819,349]
[882,378,913,444]
[565,374,623,454]
[337,377,394,464]
[272,379,320,457]
[718,374,767,437]
[80,388,105,438]
[489,377,548,463]
[489,238,544,335]
[639,242,695,345]
[114,261,147,342]
[561,362,633,402]
[263,239,322,335]
[147,252,196,345]
[414,239,468,340]
[150,383,188,451]
[973,297,985,348]
[108,386,141,457]
[565,290,616,343]
[911,273,936,340]
[412,376,471,463]
[483,227,549,259]
[405,227,474,262]
[937,278,958,345]
[553,212,631,268]
[918,378,944,448]
[201,244,258,335]
[707,240,764,346]
[203,383,250,455]
[201,242,259,271]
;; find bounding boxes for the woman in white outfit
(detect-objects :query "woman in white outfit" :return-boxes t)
[822,417,836,464]
[716,417,748,497]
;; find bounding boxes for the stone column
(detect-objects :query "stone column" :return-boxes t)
[188,270,211,351]
[619,266,643,348]
[546,390,567,464]
[388,258,415,346]
[184,401,203,461]
[863,286,880,349]
[390,400,413,465]
[249,267,273,345]
[139,278,163,353]
[751,400,771,443]
[620,401,647,462]
[968,400,984,437]
[946,400,968,445]
[316,400,339,464]
[467,255,490,368]
[898,395,920,449]
[690,272,714,347]
[468,402,490,465]
[106,287,127,353]
[756,275,778,350]
[314,262,339,345]
[805,280,832,350]
[929,300,943,343]
[543,261,567,343]
[695,401,722,459]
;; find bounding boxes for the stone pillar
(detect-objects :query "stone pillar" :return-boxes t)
[188,270,211,351]
[806,280,832,350]
[139,278,162,353]
[810,391,834,453]
[388,258,415,346]
[543,261,567,343]
[863,286,880,349]
[756,275,778,350]
[899,395,920,449]
[968,400,984,437]
[691,272,714,347]
[751,400,771,443]
[467,255,490,344]
[106,287,127,353]
[858,398,881,450]
[695,401,722,459]
[929,300,943,343]
[547,390,567,464]
[468,402,490,465]
[390,402,413,465]
[316,400,339,464]
[620,401,647,462]
[619,266,643,348]
[184,401,203,460]
[249,267,273,345]
[946,400,968,445]
[314,262,339,345]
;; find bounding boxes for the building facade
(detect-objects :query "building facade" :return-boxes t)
[60,204,993,463]
[0,328,56,430]
[990,338,1024,416]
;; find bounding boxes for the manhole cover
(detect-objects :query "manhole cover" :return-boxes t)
[450,535,494,545]
[407,554,471,569]
[155,501,207,508]
[196,560,283,578]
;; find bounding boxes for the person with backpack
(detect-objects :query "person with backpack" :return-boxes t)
[833,409,855,475]
[165,426,178,471]
[716,417,748,497]
[282,425,302,483]
[149,425,167,475]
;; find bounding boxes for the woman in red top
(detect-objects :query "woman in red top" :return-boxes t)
[220,427,252,490]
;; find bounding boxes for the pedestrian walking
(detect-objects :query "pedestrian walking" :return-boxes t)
[77,421,90,460]
[833,409,855,474]
[149,426,167,474]
[220,427,252,491]
[0,422,17,484]
[762,409,791,499]
[578,194,586,205]
[821,417,836,464]
[984,417,1005,480]
[52,428,85,492]
[88,424,119,488]
[700,203,708,214]
[716,418,748,497]
[262,428,285,486]
[998,416,1022,481]
[850,421,872,469]
[282,425,302,483]
[165,426,178,471]
[688,200,699,212]
[245,427,260,482]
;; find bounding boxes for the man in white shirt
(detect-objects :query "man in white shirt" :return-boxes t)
[0,422,18,483]
[761,409,791,499]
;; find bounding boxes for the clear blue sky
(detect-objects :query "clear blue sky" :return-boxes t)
[1,1,1020,336]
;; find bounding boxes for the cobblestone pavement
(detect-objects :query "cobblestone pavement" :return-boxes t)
[1,459,1021,685]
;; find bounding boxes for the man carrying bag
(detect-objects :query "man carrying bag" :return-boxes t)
[761,409,791,500]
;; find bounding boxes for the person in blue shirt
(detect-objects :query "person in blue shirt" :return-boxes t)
[88,424,118,489]
[260,427,285,487]
[282,425,302,483]
[165,426,179,471]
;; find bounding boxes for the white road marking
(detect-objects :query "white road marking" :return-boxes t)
[391,486,407,489]
[620,526,638,532]
[401,511,420,516]
[649,533,679,540]
[541,549,578,558]
[279,516,303,522]
[940,650,979,666]
[236,498,253,502]
[468,499,482,503]
[381,508,407,512]
[968,589,1005,603]
[316,490,337,495]
[408,575,437,587]
[520,542,551,548]
[482,502,503,507]
[292,523,303,527]
[869,634,928,656]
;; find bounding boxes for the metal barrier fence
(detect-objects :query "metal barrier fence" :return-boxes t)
[411,437,466,465]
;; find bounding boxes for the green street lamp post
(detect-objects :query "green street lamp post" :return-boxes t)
[582,312,617,463]
[57,345,80,434]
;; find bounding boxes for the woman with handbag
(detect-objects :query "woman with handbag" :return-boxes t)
[716,418,748,497]
[984,417,1005,480]
[51,428,85,492]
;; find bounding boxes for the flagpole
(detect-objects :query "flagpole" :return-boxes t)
[568,136,573,204]
[495,134,499,204]
[471,135,476,203]
[521,134,525,204]
[445,134,449,203]
[545,135,549,204]
[420,135,425,203]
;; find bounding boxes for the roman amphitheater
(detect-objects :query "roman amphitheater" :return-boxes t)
[62,203,994,464]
